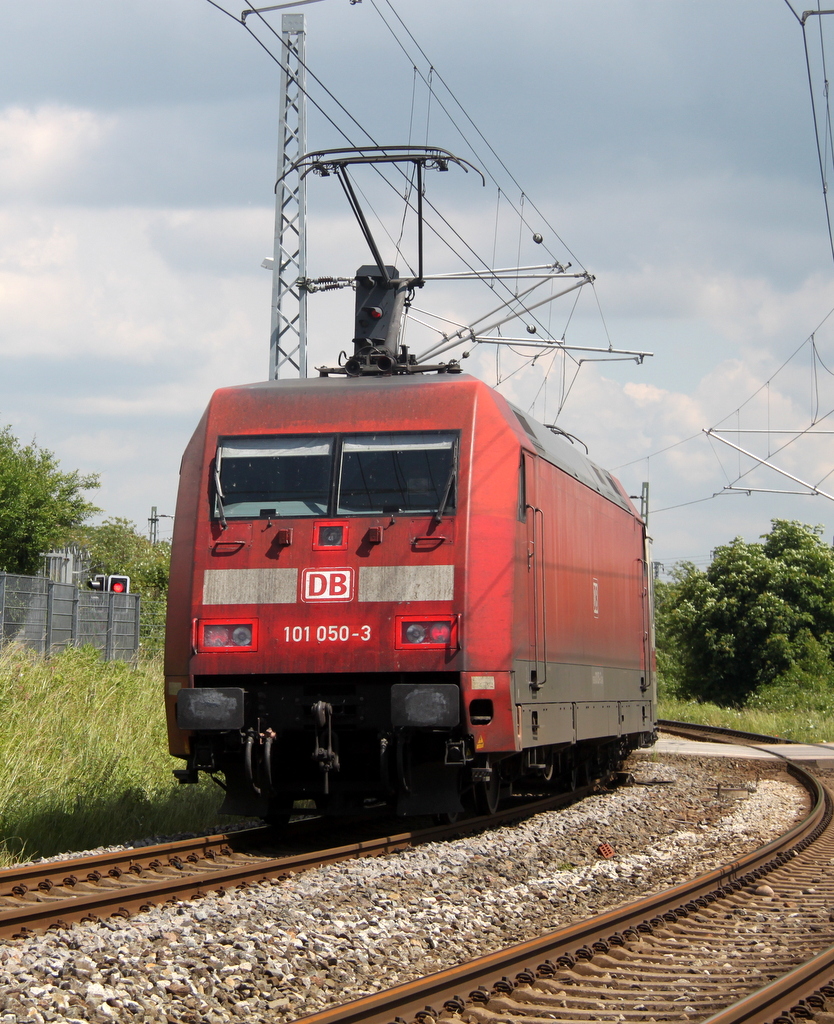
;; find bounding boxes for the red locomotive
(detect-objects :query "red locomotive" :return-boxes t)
[164,147,655,820]
[164,370,655,819]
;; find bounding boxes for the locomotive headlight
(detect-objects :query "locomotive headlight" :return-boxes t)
[231,625,252,646]
[196,619,258,653]
[396,616,458,650]
[405,623,427,644]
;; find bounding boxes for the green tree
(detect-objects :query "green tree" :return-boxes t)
[73,518,170,598]
[0,426,100,576]
[652,577,685,699]
[659,520,834,706]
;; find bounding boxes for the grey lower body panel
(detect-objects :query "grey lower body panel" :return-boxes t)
[512,658,654,748]
[512,659,651,703]
[516,699,654,747]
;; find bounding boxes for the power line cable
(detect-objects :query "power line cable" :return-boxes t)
[799,3,834,265]
[371,0,585,270]
[206,0,608,386]
[613,433,701,471]
[205,0,508,292]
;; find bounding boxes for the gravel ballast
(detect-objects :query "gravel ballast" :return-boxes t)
[0,754,809,1024]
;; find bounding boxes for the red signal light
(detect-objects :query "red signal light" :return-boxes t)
[107,575,130,594]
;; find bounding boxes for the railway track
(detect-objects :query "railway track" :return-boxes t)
[658,719,805,747]
[4,730,832,1024]
[290,738,834,1024]
[0,782,605,940]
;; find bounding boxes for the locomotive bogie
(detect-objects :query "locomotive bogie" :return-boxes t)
[164,374,656,819]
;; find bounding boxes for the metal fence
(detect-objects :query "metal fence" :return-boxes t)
[139,598,167,657]
[0,573,141,661]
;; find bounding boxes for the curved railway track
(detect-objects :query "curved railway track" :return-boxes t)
[5,729,834,1024]
[290,732,834,1024]
[658,719,806,747]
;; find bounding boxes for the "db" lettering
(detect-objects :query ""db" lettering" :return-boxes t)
[301,568,354,602]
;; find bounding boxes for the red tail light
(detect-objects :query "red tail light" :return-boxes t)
[195,619,258,652]
[396,615,458,650]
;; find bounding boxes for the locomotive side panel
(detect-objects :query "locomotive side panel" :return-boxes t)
[512,449,653,750]
[456,388,529,755]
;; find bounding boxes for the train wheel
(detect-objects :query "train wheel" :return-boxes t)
[473,770,501,815]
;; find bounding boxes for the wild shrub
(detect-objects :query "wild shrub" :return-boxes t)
[657,520,834,706]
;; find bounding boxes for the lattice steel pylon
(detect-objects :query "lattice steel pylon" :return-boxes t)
[269,13,307,379]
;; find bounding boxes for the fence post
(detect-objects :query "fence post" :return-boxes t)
[134,595,141,657]
[71,586,79,649]
[105,592,115,662]
[46,579,56,655]
[0,573,5,644]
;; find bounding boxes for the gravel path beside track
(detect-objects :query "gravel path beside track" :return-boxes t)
[0,754,808,1024]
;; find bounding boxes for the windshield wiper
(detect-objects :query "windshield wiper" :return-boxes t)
[213,464,228,530]
[434,463,456,523]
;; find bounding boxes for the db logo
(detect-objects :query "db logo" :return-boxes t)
[301,567,355,602]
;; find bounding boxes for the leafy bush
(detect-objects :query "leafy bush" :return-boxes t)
[72,517,170,599]
[747,633,834,713]
[657,520,834,706]
[0,426,100,575]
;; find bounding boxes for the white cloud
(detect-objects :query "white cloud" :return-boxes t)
[0,205,270,366]
[0,105,112,195]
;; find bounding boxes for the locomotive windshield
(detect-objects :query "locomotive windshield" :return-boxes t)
[215,431,457,519]
[338,433,456,515]
[216,436,333,518]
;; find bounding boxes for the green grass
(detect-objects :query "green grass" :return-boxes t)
[0,645,234,865]
[2,644,828,866]
[658,697,834,744]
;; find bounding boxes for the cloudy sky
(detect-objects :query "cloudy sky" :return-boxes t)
[2,0,834,570]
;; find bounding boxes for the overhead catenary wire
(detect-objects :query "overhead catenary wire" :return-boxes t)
[368,0,586,272]
[783,0,834,266]
[360,0,609,355]
[615,316,834,513]
[205,0,502,291]
[355,0,626,373]
[619,309,834,472]
[206,0,639,413]
[365,0,553,262]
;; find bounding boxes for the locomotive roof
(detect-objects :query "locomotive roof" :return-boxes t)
[505,401,632,513]
[210,374,634,516]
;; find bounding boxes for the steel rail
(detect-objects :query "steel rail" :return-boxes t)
[293,761,828,1024]
[0,825,269,896]
[701,943,834,1024]
[0,783,606,939]
[659,718,803,746]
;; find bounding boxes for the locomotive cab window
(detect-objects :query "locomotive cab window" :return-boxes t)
[215,436,333,519]
[337,433,457,516]
[213,431,458,520]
